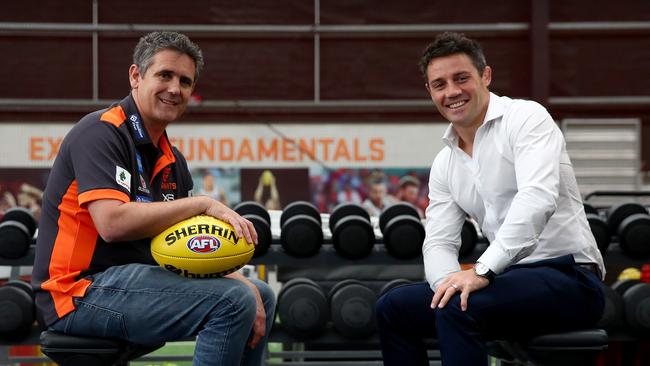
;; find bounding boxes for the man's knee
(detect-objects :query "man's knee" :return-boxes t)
[221,280,257,318]
[250,279,276,307]
[376,291,398,327]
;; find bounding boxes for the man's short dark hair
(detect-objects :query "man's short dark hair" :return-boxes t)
[133,31,204,81]
[419,32,487,81]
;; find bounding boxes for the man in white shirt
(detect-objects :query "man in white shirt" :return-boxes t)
[376,32,605,366]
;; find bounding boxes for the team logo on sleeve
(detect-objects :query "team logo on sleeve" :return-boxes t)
[115,166,131,192]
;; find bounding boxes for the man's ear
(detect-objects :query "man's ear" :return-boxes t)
[482,66,492,87]
[128,64,140,89]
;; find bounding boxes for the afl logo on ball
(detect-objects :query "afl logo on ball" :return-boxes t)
[187,235,221,253]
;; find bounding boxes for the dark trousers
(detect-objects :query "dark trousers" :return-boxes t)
[376,255,604,366]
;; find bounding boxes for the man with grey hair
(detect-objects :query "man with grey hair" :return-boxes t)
[33,31,275,366]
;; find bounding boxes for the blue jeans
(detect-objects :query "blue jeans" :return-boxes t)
[50,263,276,366]
[376,255,604,366]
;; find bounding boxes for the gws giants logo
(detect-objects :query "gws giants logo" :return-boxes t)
[187,235,221,253]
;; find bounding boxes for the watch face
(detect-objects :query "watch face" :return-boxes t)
[475,263,488,275]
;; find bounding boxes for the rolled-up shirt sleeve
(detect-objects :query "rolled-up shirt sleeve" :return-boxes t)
[423,149,467,291]
[477,103,563,274]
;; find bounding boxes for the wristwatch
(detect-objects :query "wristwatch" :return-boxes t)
[474,262,496,284]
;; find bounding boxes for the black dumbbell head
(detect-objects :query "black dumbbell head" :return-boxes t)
[583,203,598,216]
[280,214,323,257]
[2,207,37,236]
[586,213,611,255]
[0,284,35,339]
[612,279,641,297]
[330,203,374,259]
[607,203,648,233]
[332,216,374,259]
[329,202,370,233]
[380,279,412,296]
[280,201,323,257]
[379,202,419,234]
[277,278,328,339]
[4,280,33,298]
[329,279,377,339]
[382,215,424,259]
[280,201,321,227]
[234,201,272,257]
[0,220,32,259]
[459,220,478,259]
[618,213,650,259]
[596,284,625,330]
[233,201,271,224]
[622,282,650,334]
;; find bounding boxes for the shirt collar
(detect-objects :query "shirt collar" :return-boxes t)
[441,92,505,147]
[120,94,154,146]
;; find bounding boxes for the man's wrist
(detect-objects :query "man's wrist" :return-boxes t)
[474,262,496,284]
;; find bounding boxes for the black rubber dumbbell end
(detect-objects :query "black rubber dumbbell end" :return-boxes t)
[277,278,329,339]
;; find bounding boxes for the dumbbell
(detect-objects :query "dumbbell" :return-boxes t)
[584,212,610,255]
[379,203,425,259]
[596,283,625,331]
[329,203,375,259]
[279,201,323,257]
[329,279,377,339]
[459,219,478,259]
[583,203,598,215]
[607,203,650,259]
[612,279,650,334]
[277,278,329,339]
[0,207,37,259]
[233,201,271,257]
[380,278,412,296]
[0,280,35,340]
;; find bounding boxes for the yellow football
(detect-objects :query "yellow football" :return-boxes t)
[151,215,255,278]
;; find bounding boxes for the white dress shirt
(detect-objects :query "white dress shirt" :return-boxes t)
[423,93,605,291]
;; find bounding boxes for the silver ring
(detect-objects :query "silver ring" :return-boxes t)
[450,283,459,290]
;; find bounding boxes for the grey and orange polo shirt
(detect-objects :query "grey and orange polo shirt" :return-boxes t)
[32,94,193,326]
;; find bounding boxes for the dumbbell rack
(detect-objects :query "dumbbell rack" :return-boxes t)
[2,239,649,365]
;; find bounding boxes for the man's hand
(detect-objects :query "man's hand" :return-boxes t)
[226,272,267,348]
[430,268,490,311]
[248,286,267,349]
[204,199,258,246]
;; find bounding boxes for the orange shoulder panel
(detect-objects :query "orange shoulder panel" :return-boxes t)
[100,105,127,127]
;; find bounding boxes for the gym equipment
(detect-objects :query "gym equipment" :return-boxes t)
[612,279,650,333]
[612,279,641,297]
[276,278,329,339]
[233,201,272,257]
[459,219,478,259]
[329,279,377,339]
[487,329,608,366]
[40,330,164,366]
[621,282,650,334]
[379,278,412,296]
[583,203,598,215]
[280,201,323,257]
[0,207,37,259]
[585,213,610,255]
[596,284,625,330]
[0,280,35,340]
[150,215,255,278]
[329,203,374,259]
[379,203,425,259]
[618,267,641,281]
[607,202,650,259]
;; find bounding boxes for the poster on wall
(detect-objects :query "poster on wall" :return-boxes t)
[0,122,447,217]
